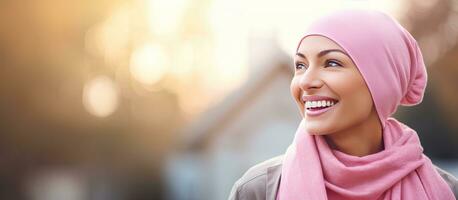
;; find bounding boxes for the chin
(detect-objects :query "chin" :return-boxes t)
[304,123,332,136]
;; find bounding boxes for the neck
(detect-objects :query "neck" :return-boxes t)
[324,110,384,157]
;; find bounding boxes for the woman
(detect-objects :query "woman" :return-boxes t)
[228,9,458,200]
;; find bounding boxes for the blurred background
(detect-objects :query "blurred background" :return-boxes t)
[1,0,458,199]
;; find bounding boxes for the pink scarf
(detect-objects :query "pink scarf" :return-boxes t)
[277,10,455,200]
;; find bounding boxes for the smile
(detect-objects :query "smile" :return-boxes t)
[305,100,338,117]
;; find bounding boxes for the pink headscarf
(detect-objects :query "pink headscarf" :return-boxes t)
[277,10,455,200]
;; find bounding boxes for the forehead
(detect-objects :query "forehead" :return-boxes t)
[297,35,344,54]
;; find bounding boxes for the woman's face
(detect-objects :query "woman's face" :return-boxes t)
[291,35,378,135]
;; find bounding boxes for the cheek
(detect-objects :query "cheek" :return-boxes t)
[328,71,368,101]
[290,77,305,115]
[311,73,373,133]
[290,77,300,101]
[332,74,374,121]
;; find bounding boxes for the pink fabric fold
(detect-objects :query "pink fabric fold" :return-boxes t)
[277,9,455,200]
[278,118,454,200]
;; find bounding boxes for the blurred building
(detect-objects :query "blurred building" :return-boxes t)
[165,39,300,200]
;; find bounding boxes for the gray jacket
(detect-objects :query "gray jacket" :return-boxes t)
[228,155,458,200]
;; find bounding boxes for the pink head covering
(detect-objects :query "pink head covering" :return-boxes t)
[277,9,455,200]
[296,9,427,128]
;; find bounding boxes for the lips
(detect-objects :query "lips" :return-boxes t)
[305,103,336,117]
[301,95,339,103]
[301,95,339,117]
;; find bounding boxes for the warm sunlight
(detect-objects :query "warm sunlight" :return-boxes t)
[147,0,189,35]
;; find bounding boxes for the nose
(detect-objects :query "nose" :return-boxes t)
[299,67,324,91]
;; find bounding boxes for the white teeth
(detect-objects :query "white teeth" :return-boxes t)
[305,100,337,109]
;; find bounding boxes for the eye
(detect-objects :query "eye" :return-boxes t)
[325,60,342,67]
[295,62,307,70]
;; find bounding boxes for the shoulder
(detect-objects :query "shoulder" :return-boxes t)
[228,155,458,199]
[228,155,284,200]
[435,166,458,197]
[237,155,284,184]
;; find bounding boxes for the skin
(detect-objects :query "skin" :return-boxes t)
[290,35,384,157]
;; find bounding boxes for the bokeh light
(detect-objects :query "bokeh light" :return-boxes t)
[84,3,132,65]
[129,43,168,86]
[147,0,189,35]
[82,75,120,117]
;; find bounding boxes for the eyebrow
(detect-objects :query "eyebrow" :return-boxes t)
[296,49,349,59]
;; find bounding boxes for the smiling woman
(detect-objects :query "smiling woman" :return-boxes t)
[292,35,383,157]
[228,9,458,200]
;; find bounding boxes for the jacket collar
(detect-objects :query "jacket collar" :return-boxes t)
[266,158,283,200]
